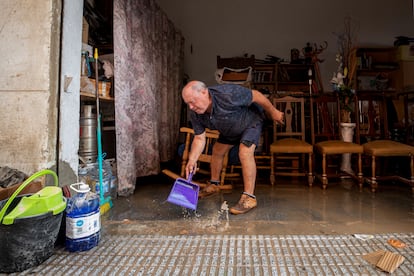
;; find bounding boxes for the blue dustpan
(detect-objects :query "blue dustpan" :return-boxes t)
[167,172,199,210]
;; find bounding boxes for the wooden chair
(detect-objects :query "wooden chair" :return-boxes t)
[357,91,414,192]
[313,93,364,189]
[217,55,255,69]
[216,55,255,88]
[179,127,234,189]
[269,93,314,186]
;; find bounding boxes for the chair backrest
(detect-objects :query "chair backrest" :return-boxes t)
[356,92,389,143]
[216,55,255,88]
[399,91,414,145]
[217,55,255,69]
[312,93,339,143]
[312,92,361,144]
[272,94,307,142]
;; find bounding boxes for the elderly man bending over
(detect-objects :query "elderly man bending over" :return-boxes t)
[181,80,284,214]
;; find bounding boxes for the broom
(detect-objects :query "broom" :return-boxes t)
[94,48,113,214]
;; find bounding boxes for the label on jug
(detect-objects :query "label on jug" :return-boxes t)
[66,211,100,239]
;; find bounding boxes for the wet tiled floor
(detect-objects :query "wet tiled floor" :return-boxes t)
[15,233,414,275]
[7,171,414,275]
[105,172,414,236]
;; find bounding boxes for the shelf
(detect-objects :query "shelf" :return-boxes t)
[252,63,318,94]
[354,46,403,92]
[80,91,114,101]
[102,126,115,131]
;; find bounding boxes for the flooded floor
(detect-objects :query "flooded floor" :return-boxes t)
[11,170,414,275]
[104,171,414,236]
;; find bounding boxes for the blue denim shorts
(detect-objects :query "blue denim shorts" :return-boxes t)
[217,120,263,147]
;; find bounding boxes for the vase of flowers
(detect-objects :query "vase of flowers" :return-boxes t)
[331,16,358,124]
[331,65,355,123]
[332,17,359,174]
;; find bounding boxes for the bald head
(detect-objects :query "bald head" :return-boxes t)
[182,80,211,114]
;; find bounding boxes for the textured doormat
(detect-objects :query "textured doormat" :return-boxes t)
[10,233,414,275]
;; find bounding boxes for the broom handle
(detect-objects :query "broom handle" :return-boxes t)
[94,48,104,202]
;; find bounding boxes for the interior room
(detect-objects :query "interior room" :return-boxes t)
[88,0,414,271]
[1,0,414,274]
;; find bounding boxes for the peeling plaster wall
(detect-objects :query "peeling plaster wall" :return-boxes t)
[0,0,61,175]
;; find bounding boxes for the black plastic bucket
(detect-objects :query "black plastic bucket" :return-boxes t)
[0,196,63,273]
[0,169,64,273]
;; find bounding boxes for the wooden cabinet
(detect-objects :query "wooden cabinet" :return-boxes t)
[354,47,400,92]
[275,63,315,92]
[398,61,414,89]
[353,47,414,136]
[252,64,276,94]
[252,63,316,94]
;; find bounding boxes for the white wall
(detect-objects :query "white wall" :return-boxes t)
[156,0,414,89]
[0,0,61,175]
[58,0,84,185]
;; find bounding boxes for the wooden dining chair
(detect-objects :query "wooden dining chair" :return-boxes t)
[269,93,314,186]
[313,93,364,189]
[357,91,414,192]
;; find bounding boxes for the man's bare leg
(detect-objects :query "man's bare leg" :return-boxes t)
[238,143,257,194]
[210,142,232,182]
[229,143,258,214]
[198,142,232,198]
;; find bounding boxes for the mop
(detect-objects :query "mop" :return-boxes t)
[94,48,113,214]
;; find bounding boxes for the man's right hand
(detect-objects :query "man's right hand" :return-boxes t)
[185,161,197,179]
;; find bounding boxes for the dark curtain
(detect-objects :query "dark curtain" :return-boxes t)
[114,0,184,196]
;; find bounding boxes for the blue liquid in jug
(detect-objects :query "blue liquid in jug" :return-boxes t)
[65,190,101,252]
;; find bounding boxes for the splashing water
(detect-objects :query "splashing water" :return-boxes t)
[180,201,230,232]
[203,201,230,231]
[181,207,201,219]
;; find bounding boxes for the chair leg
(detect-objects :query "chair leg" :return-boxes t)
[357,153,363,191]
[322,153,328,189]
[270,152,275,185]
[308,153,313,187]
[370,155,378,193]
[410,154,414,192]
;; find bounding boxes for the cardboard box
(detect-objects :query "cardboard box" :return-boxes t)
[363,250,405,274]
[93,79,111,98]
[80,76,112,98]
[0,181,43,201]
[82,17,89,44]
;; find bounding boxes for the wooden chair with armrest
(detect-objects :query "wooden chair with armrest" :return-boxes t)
[179,127,234,190]
[313,93,364,189]
[358,91,414,192]
[269,93,314,186]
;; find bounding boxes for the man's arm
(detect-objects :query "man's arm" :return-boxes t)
[185,131,206,178]
[251,89,284,124]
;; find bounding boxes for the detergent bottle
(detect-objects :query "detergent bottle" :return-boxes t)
[65,183,100,252]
